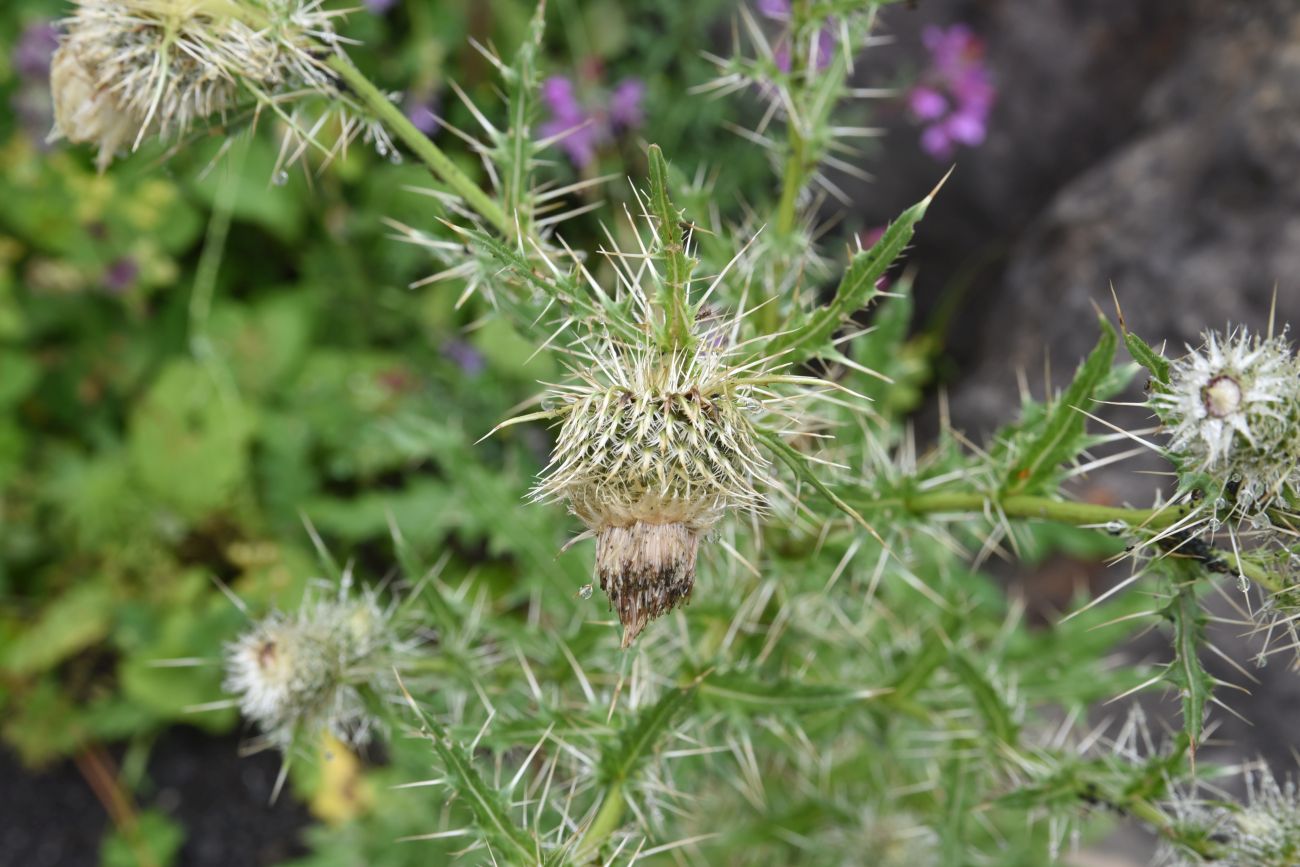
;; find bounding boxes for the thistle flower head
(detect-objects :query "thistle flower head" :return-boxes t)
[1162,769,1300,867]
[224,582,404,750]
[534,328,772,646]
[51,0,341,169]
[1150,329,1300,514]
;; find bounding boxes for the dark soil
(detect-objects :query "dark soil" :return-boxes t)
[0,727,310,867]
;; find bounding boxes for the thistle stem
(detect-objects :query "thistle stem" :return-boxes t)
[574,782,625,863]
[860,490,1283,592]
[325,54,512,236]
[772,1,810,240]
[1123,797,1221,860]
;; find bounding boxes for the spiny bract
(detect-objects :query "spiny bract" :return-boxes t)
[535,332,771,647]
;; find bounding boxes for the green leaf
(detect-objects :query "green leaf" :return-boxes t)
[128,360,255,518]
[400,687,540,865]
[1003,316,1117,496]
[457,224,640,344]
[765,182,939,363]
[498,0,547,221]
[755,428,873,532]
[698,670,887,712]
[1162,580,1212,748]
[599,682,698,787]
[101,809,185,867]
[1124,330,1171,388]
[646,143,697,347]
[950,652,1018,745]
[2,583,113,676]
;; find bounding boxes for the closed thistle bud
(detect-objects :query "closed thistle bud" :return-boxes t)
[535,341,769,647]
[50,0,336,169]
[1150,329,1300,514]
[224,589,399,750]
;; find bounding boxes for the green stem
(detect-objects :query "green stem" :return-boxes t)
[325,54,512,236]
[863,490,1282,592]
[1125,797,1221,860]
[774,126,804,239]
[574,783,625,863]
[772,0,810,238]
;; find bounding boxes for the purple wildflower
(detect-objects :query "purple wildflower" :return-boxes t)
[102,257,139,294]
[757,0,789,19]
[538,73,645,169]
[404,91,441,137]
[608,79,645,131]
[11,20,59,147]
[443,339,485,376]
[13,21,59,80]
[908,25,996,160]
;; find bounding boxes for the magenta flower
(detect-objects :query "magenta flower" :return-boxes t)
[609,79,646,130]
[13,21,59,80]
[539,73,644,169]
[11,20,59,147]
[908,25,996,160]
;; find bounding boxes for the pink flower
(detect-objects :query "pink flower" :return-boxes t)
[907,87,948,121]
[539,73,645,169]
[907,24,996,160]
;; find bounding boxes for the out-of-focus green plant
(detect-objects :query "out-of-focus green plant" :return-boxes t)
[4,2,1300,866]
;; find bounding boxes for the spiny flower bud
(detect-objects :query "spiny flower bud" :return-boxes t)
[1150,329,1300,514]
[51,0,338,169]
[535,340,770,647]
[224,587,402,750]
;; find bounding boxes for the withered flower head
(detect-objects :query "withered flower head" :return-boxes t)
[534,337,770,646]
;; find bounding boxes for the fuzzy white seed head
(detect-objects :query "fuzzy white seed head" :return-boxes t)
[51,0,339,169]
[535,339,770,646]
[1150,329,1300,513]
[224,591,397,750]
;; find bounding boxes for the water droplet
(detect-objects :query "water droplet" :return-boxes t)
[1214,497,1228,512]
[273,170,289,186]
[1238,575,1251,594]
[1105,520,1125,536]
[375,140,388,157]
[576,583,593,600]
[388,151,403,165]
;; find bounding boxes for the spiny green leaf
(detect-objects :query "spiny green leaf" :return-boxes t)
[458,224,640,343]
[698,670,889,711]
[950,652,1019,745]
[399,685,540,864]
[756,428,873,532]
[1124,330,1171,389]
[599,681,698,787]
[1003,316,1117,496]
[646,143,697,347]
[498,0,548,221]
[765,182,939,364]
[1162,580,1212,748]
